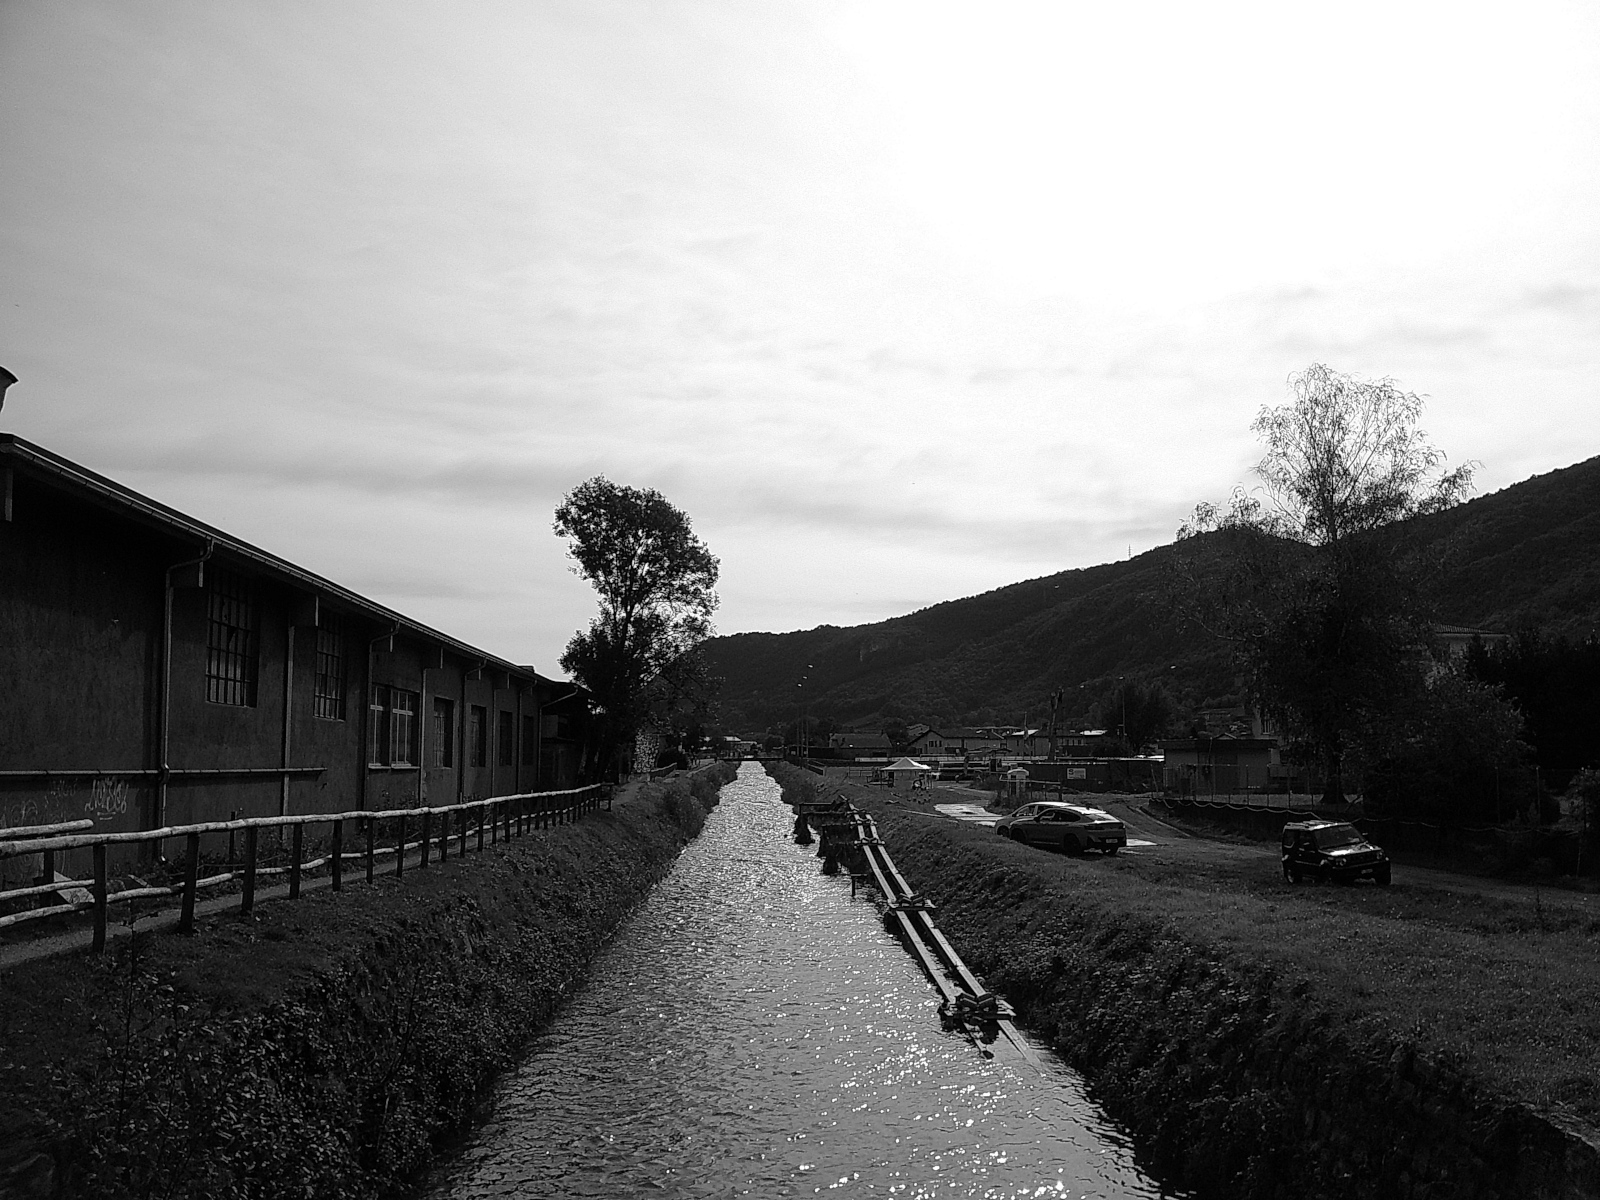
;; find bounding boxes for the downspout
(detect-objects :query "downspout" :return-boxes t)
[459,661,480,804]
[418,653,430,806]
[362,622,400,811]
[279,611,294,817]
[158,539,214,841]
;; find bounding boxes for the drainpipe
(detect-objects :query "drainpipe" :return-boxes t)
[279,613,295,818]
[362,622,400,811]
[461,659,486,803]
[158,539,215,845]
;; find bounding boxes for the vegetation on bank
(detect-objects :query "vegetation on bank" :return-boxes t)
[759,762,1599,1196]
[0,763,736,1200]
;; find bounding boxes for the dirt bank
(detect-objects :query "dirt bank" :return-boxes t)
[0,762,736,1200]
[771,764,1600,1199]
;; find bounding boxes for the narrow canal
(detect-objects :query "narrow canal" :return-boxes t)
[428,762,1183,1200]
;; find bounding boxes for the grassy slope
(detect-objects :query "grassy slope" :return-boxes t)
[0,765,736,1199]
[861,792,1600,1131]
[706,454,1600,732]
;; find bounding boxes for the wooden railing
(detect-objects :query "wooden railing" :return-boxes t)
[0,784,610,952]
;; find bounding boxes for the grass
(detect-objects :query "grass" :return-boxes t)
[857,787,1600,1133]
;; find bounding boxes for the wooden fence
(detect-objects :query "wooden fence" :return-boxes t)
[0,784,610,952]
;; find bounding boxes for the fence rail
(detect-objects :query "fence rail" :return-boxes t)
[0,783,611,952]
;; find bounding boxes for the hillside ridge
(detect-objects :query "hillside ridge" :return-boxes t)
[703,454,1600,732]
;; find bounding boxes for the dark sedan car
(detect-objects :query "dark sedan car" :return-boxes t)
[994,801,1127,855]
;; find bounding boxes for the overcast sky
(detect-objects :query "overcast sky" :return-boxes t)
[3,1,1597,672]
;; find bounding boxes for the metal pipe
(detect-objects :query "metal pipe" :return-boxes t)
[279,613,295,817]
[158,539,215,839]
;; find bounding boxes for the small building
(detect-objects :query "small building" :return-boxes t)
[1162,736,1280,794]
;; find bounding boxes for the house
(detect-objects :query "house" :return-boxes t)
[0,434,594,879]
[828,731,892,755]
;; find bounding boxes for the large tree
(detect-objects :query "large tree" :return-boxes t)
[1174,365,1475,803]
[554,477,719,777]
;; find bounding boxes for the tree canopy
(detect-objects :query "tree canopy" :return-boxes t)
[554,477,719,775]
[1175,365,1477,803]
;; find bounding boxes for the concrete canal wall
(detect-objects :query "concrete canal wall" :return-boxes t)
[0,762,736,1200]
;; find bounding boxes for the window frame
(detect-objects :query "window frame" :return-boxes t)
[312,613,346,721]
[205,568,259,707]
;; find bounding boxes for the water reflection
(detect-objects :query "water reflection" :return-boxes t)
[429,763,1183,1199]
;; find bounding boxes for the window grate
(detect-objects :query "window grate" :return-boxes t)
[206,570,258,706]
[313,614,346,720]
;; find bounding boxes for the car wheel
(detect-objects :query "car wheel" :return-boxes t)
[1374,863,1392,887]
[1104,845,1118,856]
[1064,837,1085,857]
[1317,864,1332,885]
[1282,861,1296,883]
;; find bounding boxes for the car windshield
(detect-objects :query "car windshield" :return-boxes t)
[1313,825,1364,849]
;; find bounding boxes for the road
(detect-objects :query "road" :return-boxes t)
[915,782,1600,916]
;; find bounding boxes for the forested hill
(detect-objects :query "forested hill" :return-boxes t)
[702,454,1600,734]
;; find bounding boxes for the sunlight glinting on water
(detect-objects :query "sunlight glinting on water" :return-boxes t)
[429,763,1182,1199]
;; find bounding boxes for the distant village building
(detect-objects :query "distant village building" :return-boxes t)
[0,434,595,877]
[1161,735,1280,795]
[828,731,892,755]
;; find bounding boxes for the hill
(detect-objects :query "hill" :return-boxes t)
[701,455,1600,734]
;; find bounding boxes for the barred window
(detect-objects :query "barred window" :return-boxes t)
[469,705,487,768]
[433,698,455,768]
[313,614,346,720]
[369,685,391,764]
[391,690,417,766]
[369,684,419,766]
[206,570,258,706]
[521,715,538,766]
[497,710,513,767]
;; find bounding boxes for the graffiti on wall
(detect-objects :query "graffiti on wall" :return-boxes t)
[86,778,130,820]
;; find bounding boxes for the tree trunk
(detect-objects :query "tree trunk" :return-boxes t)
[1321,734,1344,807]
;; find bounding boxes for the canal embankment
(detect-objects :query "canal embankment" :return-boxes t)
[768,764,1600,1199]
[0,761,736,1200]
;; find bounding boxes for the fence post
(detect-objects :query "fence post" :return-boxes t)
[458,808,468,857]
[476,807,485,853]
[179,830,200,935]
[419,810,431,868]
[289,823,303,899]
[438,809,448,862]
[490,801,498,845]
[242,825,258,915]
[331,819,343,892]
[92,843,107,953]
[365,817,375,884]
[396,813,407,878]
[37,847,55,910]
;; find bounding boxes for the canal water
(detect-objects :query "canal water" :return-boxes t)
[428,762,1182,1200]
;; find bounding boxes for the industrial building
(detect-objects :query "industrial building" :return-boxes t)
[0,433,593,877]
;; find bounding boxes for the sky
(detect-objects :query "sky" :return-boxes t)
[3,0,1598,673]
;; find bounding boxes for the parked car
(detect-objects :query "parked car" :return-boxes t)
[994,801,1127,855]
[1280,820,1391,885]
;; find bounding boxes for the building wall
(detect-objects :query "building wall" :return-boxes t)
[1,456,562,881]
